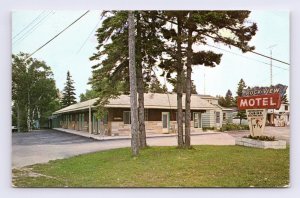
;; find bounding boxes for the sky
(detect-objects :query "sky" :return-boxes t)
[12,10,290,100]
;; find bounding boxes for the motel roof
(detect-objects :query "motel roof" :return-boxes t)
[53,93,217,115]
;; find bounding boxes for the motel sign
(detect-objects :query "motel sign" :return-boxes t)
[237,84,287,137]
[237,93,281,110]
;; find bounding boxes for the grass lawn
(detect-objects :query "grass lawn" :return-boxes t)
[12,145,289,187]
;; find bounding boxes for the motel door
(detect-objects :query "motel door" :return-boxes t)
[193,112,201,128]
[162,112,169,133]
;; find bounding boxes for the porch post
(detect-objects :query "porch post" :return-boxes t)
[89,105,92,134]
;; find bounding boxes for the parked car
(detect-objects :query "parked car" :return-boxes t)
[12,126,18,132]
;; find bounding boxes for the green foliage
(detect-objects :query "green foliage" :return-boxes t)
[225,89,233,106]
[13,146,289,187]
[220,123,249,132]
[79,89,98,102]
[148,77,168,93]
[90,11,165,116]
[159,11,257,82]
[245,135,276,141]
[169,77,198,94]
[12,53,60,131]
[219,89,234,107]
[61,71,77,107]
[202,127,216,131]
[192,51,222,67]
[89,11,257,120]
[235,79,247,123]
[236,78,246,97]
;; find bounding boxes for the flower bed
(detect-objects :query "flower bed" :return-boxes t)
[235,137,286,149]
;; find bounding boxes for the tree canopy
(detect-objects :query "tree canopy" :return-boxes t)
[169,77,198,94]
[148,77,168,93]
[12,53,60,131]
[89,10,257,150]
[218,89,234,107]
[79,89,98,102]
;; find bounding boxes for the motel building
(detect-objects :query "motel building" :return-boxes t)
[267,103,290,126]
[49,93,233,136]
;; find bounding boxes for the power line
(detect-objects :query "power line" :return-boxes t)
[13,11,53,46]
[27,10,90,59]
[13,11,54,46]
[206,43,289,71]
[76,17,101,54]
[251,51,289,65]
[12,10,46,40]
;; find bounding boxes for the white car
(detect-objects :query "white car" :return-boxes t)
[12,126,18,132]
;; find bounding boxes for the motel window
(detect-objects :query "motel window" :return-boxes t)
[223,113,226,121]
[123,111,131,124]
[216,112,220,124]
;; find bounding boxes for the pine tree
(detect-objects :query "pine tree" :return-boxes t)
[79,89,98,102]
[235,78,247,124]
[225,89,233,107]
[170,77,198,94]
[218,90,234,108]
[90,11,165,149]
[236,79,246,96]
[149,77,168,93]
[61,71,77,107]
[159,11,257,148]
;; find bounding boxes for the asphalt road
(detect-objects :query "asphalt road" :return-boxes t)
[12,129,236,168]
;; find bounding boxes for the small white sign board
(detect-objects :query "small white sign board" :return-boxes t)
[246,109,267,136]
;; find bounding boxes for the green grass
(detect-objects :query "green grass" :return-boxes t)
[12,146,289,187]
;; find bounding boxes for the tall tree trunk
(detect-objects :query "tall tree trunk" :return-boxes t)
[27,91,31,132]
[176,15,184,148]
[136,13,147,148]
[17,103,20,132]
[185,26,193,148]
[128,11,139,156]
[137,72,146,148]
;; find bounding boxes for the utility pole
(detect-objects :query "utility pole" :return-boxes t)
[267,44,277,86]
[267,44,277,126]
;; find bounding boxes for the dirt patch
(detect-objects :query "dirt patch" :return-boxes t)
[12,167,61,187]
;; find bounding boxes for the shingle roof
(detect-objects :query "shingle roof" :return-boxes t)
[53,93,217,114]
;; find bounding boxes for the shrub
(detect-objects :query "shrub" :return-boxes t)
[244,135,276,141]
[220,123,249,132]
[202,127,215,132]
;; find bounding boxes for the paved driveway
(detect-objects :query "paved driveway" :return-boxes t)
[12,130,235,168]
[226,126,290,143]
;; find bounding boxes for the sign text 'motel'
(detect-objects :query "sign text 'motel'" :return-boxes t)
[237,84,287,137]
[237,93,281,110]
